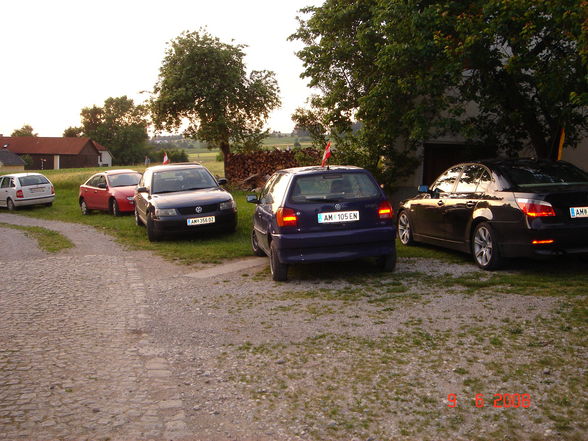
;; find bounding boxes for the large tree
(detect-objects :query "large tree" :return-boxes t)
[291,0,588,177]
[11,124,37,137]
[71,96,149,165]
[150,29,281,166]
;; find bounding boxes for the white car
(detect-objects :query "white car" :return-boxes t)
[0,172,55,210]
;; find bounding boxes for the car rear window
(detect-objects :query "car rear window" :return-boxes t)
[499,162,588,188]
[289,173,380,203]
[18,175,49,186]
[108,173,141,187]
[152,168,217,194]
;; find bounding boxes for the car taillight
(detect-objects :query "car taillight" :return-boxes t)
[378,201,393,219]
[532,239,555,245]
[276,207,298,227]
[50,185,55,194]
[516,198,556,217]
[16,190,24,198]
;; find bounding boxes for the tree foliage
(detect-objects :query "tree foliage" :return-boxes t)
[11,124,37,137]
[73,96,149,165]
[63,126,83,137]
[291,0,588,178]
[150,29,281,166]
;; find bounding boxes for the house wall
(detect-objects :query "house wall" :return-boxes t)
[59,142,99,168]
[0,164,25,173]
[99,151,113,167]
[28,154,54,170]
[562,138,588,171]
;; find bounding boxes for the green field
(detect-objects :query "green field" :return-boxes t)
[7,164,255,264]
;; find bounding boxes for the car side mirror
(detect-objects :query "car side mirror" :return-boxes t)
[136,186,148,193]
[246,195,260,204]
[217,177,228,186]
[97,183,107,189]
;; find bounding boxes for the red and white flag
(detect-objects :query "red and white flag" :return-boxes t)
[321,141,332,167]
[162,152,170,165]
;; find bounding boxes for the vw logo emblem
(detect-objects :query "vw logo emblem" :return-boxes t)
[195,206,203,213]
[335,203,342,210]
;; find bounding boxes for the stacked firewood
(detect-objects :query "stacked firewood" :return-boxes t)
[225,148,321,189]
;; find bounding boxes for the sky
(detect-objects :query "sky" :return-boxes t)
[0,0,322,138]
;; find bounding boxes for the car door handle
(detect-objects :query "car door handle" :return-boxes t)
[437,200,444,206]
[466,201,476,208]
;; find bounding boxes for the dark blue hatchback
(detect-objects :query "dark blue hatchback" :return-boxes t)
[247,166,397,281]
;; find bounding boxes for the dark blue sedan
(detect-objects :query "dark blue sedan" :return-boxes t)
[247,166,397,281]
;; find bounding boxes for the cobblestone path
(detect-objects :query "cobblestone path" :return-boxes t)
[0,214,189,440]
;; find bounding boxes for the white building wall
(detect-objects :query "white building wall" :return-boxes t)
[99,152,113,167]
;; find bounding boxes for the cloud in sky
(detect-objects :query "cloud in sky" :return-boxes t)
[0,0,320,137]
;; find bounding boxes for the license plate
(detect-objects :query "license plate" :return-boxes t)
[187,216,215,226]
[318,211,359,223]
[570,206,588,218]
[30,187,45,193]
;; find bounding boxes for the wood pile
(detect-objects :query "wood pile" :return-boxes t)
[225,148,321,189]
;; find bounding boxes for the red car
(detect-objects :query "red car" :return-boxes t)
[79,169,142,216]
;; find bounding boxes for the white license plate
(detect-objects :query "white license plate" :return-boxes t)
[318,210,359,223]
[187,216,215,226]
[30,187,45,193]
[570,206,588,218]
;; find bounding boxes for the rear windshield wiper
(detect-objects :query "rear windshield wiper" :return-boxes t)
[303,196,341,202]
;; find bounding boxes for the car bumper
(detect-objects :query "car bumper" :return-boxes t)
[117,198,136,213]
[273,227,397,264]
[151,211,237,234]
[14,195,55,207]
[493,220,588,258]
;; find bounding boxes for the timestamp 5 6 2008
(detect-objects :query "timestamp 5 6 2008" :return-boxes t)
[447,393,531,408]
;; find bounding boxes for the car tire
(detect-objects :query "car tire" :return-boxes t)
[377,247,397,272]
[7,199,16,211]
[472,222,502,270]
[45,202,53,207]
[269,240,288,281]
[397,211,414,246]
[110,199,121,217]
[80,199,90,215]
[135,207,144,226]
[251,229,266,257]
[146,211,162,242]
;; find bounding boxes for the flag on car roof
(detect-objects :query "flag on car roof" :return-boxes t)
[321,141,332,167]
[163,152,170,165]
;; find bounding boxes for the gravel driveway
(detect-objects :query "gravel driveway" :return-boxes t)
[0,213,586,441]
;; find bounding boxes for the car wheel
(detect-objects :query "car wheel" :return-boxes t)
[397,211,414,245]
[146,211,162,242]
[7,199,16,211]
[472,222,502,270]
[377,247,397,272]
[269,241,288,281]
[251,229,266,257]
[135,207,144,226]
[80,199,90,215]
[110,199,121,217]
[45,202,53,207]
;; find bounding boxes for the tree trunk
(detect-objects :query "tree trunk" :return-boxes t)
[499,71,551,159]
[220,141,230,177]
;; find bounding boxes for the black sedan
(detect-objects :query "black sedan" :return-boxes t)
[134,163,237,241]
[397,158,588,269]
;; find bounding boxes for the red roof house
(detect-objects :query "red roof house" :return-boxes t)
[0,137,110,170]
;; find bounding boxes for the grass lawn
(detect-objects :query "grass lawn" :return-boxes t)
[0,222,74,253]
[7,165,255,264]
[5,164,464,266]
